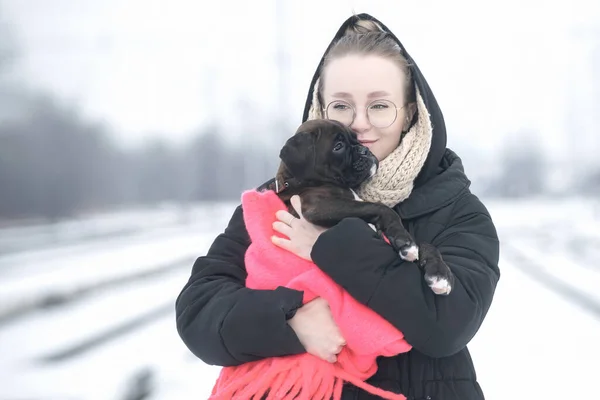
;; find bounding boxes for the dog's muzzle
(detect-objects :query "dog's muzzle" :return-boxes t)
[352,146,378,176]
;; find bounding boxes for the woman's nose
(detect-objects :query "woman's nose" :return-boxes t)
[350,109,371,133]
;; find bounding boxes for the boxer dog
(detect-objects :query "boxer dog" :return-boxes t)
[259,119,454,295]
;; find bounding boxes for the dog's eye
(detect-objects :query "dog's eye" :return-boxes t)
[333,142,344,152]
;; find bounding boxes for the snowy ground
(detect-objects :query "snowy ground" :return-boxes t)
[0,197,598,400]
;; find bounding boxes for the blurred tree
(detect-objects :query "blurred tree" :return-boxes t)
[0,6,20,123]
[187,127,228,201]
[0,95,117,220]
[134,138,180,204]
[495,131,547,198]
[578,167,600,196]
[182,124,282,203]
[0,7,15,74]
[0,8,281,220]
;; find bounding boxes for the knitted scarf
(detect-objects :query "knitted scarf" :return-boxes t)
[209,189,412,400]
[308,83,433,207]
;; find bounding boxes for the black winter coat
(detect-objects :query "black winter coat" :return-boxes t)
[176,13,500,400]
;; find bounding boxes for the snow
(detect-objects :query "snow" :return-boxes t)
[0,198,598,400]
[469,259,600,400]
[0,205,190,254]
[0,227,210,320]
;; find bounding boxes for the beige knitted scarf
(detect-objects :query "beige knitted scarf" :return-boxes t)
[307,79,433,207]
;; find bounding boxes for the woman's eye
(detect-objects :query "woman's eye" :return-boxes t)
[333,103,350,110]
[333,142,344,152]
[370,103,389,110]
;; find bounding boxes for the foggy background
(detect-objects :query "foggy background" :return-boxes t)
[0,0,599,399]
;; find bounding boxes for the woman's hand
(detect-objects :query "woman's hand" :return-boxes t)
[271,195,327,262]
[287,297,346,363]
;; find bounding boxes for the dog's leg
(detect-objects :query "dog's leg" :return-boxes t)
[416,243,454,295]
[301,197,454,295]
[299,196,419,262]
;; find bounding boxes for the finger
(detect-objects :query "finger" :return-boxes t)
[272,221,293,237]
[333,344,344,354]
[271,235,294,252]
[290,195,303,219]
[331,338,345,353]
[275,209,293,223]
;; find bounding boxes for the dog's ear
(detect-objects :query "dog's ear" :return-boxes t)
[279,132,315,180]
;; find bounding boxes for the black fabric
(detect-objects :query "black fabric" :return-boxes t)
[311,149,500,399]
[175,13,500,400]
[175,205,306,367]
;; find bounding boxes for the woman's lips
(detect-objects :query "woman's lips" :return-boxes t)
[359,139,378,147]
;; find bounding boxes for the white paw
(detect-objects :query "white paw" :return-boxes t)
[427,276,452,295]
[399,244,419,262]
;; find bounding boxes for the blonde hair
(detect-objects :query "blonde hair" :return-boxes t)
[344,19,384,35]
[310,18,416,120]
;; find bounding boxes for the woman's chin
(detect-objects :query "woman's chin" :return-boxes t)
[375,146,398,162]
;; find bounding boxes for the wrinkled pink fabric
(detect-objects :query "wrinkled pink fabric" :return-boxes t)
[210,190,412,400]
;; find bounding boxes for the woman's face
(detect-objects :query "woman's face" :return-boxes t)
[322,54,409,161]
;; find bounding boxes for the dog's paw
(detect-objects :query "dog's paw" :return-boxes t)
[425,273,453,295]
[391,234,419,261]
[420,257,454,296]
[397,241,419,261]
[381,220,418,261]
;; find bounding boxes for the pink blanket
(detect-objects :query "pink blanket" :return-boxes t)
[209,189,412,400]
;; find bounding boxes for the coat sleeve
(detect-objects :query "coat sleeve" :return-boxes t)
[310,193,500,358]
[175,205,306,367]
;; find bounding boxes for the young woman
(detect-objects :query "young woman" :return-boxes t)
[176,13,500,400]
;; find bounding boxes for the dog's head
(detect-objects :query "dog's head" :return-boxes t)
[278,119,378,189]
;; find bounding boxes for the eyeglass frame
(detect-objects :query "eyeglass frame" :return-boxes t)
[322,99,406,129]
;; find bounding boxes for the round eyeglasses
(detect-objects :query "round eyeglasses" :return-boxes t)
[324,99,405,129]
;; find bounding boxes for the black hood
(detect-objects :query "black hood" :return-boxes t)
[301,13,447,187]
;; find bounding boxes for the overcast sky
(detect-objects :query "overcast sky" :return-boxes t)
[2,0,599,158]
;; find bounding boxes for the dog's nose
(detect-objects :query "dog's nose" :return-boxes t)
[358,146,368,155]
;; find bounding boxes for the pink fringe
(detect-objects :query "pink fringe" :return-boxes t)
[210,354,406,400]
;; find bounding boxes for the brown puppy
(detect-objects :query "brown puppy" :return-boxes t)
[259,119,454,295]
